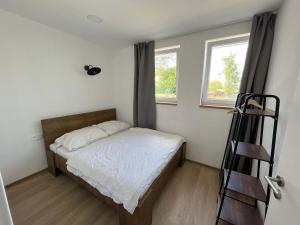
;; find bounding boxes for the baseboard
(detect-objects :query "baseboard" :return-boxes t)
[186,159,220,171]
[5,161,219,188]
[5,168,48,189]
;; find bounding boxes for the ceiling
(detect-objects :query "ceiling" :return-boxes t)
[0,0,283,48]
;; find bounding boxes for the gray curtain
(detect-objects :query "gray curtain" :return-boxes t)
[133,41,156,129]
[224,12,277,174]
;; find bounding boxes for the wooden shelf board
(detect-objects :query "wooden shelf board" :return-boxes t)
[236,107,276,118]
[220,171,256,206]
[231,141,271,162]
[226,190,256,206]
[219,197,264,225]
[224,170,267,202]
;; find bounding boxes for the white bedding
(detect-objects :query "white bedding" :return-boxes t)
[50,143,77,159]
[55,126,108,151]
[51,128,185,214]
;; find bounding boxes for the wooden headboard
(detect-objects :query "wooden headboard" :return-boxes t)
[41,108,116,150]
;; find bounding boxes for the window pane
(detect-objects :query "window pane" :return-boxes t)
[207,41,248,101]
[155,52,177,99]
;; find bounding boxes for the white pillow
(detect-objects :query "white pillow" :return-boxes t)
[93,120,131,135]
[55,126,108,151]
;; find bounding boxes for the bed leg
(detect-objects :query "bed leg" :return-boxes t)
[118,202,152,225]
[178,142,186,167]
[48,166,60,177]
[46,150,60,177]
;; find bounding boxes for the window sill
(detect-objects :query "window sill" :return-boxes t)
[156,101,178,106]
[199,104,234,110]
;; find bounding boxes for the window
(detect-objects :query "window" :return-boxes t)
[201,34,249,107]
[155,45,180,104]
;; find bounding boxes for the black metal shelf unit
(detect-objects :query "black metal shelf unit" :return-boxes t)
[216,93,280,225]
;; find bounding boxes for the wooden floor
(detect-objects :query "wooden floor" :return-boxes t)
[6,161,221,225]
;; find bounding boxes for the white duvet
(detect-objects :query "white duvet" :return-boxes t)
[66,128,185,214]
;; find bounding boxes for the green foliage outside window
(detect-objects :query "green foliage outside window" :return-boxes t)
[208,80,224,92]
[155,67,176,97]
[223,54,240,98]
[208,53,240,99]
[155,52,177,98]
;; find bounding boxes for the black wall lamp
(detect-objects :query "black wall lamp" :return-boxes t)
[84,65,101,75]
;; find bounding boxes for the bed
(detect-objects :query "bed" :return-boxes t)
[41,109,186,225]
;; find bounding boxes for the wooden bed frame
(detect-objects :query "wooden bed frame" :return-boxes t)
[41,108,186,225]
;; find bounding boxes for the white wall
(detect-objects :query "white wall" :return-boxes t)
[113,21,251,168]
[0,9,115,185]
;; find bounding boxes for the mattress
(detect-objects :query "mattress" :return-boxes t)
[50,128,185,214]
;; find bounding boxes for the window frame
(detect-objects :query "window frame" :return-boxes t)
[155,45,180,104]
[200,33,250,108]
